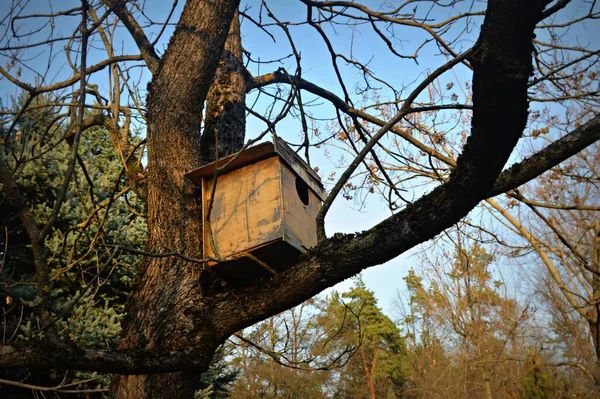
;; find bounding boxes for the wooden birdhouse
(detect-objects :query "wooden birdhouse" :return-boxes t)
[185,137,326,279]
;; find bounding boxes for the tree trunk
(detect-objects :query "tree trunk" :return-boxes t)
[360,348,377,399]
[110,373,199,398]
[201,9,246,163]
[591,321,600,378]
[110,1,240,397]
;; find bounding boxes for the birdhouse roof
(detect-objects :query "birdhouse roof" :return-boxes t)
[185,137,327,201]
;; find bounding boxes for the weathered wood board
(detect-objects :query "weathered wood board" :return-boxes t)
[280,162,320,251]
[203,156,283,260]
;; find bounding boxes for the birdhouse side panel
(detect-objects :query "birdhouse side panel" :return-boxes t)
[204,156,284,260]
[280,163,320,252]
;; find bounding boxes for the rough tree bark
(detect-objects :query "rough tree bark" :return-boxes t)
[201,9,246,163]
[110,1,240,397]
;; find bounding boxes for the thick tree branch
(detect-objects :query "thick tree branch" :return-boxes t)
[540,0,571,20]
[0,344,213,374]
[489,114,600,196]
[110,0,241,394]
[201,9,246,162]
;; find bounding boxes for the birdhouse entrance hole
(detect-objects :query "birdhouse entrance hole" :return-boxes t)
[295,176,310,206]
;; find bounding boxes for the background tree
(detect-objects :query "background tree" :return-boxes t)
[400,240,534,398]
[323,279,409,399]
[228,297,344,399]
[0,92,144,395]
[0,0,599,398]
[485,138,600,385]
[227,279,408,399]
[397,236,593,398]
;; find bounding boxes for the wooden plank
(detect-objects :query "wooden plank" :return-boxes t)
[186,142,276,186]
[280,162,320,250]
[201,176,208,262]
[274,137,327,201]
[210,239,304,280]
[186,137,327,202]
[203,156,284,260]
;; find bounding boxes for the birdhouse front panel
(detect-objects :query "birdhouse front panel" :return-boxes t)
[203,155,284,261]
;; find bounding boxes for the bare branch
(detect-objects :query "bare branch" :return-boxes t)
[490,114,600,196]
[101,0,161,74]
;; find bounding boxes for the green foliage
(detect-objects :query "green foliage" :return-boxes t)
[55,292,124,347]
[1,94,146,301]
[523,363,554,399]
[520,350,583,399]
[326,277,410,399]
[196,347,238,399]
[195,384,216,399]
[0,93,145,394]
[228,278,410,398]
[1,91,239,398]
